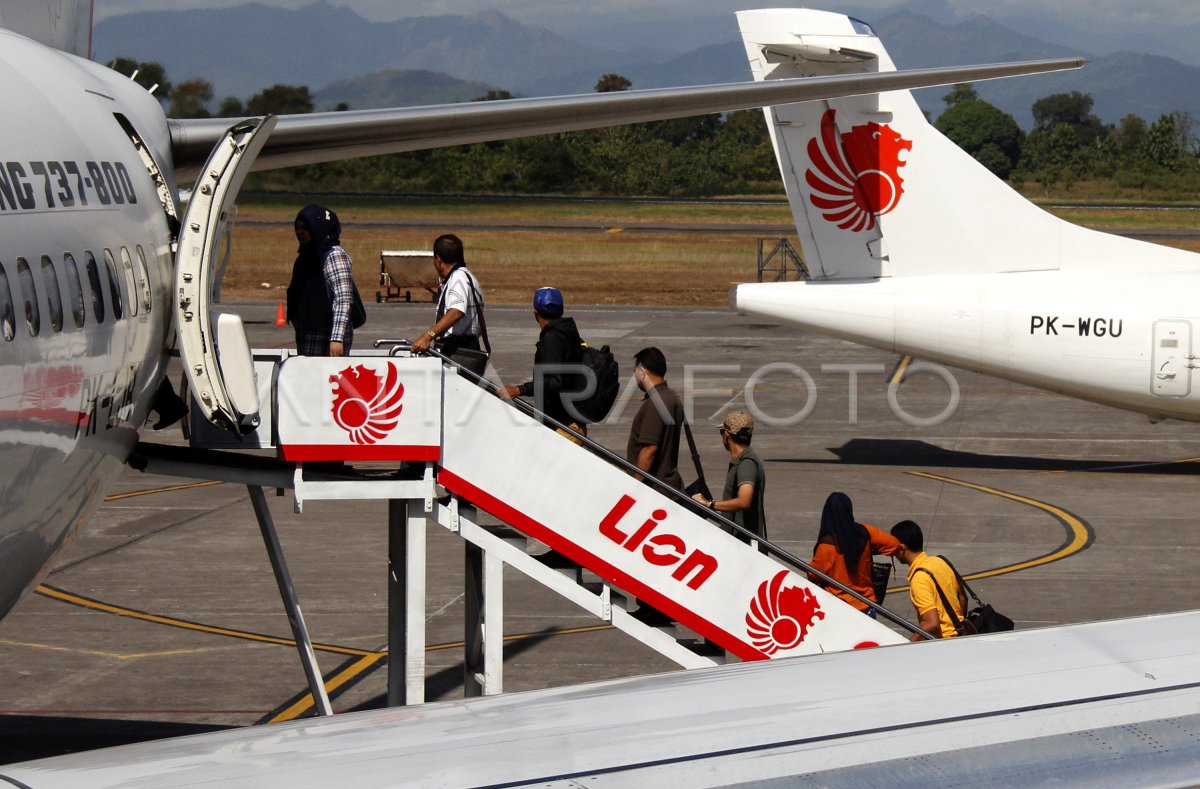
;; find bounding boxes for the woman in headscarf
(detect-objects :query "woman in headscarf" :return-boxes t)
[808,491,901,616]
[286,204,358,356]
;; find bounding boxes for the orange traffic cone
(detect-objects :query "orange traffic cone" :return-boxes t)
[275,302,287,327]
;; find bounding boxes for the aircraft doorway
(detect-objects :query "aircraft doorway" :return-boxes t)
[1151,319,1193,397]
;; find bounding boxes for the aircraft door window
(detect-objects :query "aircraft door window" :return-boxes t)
[0,264,14,342]
[102,249,124,319]
[84,252,105,324]
[119,247,138,317]
[39,255,64,333]
[134,245,152,313]
[63,254,85,328]
[16,258,40,336]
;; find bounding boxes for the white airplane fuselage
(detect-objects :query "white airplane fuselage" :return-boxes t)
[736,268,1200,422]
[0,30,177,616]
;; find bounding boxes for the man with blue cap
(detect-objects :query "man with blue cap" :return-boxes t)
[499,286,588,442]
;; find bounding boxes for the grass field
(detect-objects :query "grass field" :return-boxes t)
[221,195,1200,306]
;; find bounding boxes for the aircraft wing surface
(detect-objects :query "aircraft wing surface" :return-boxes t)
[5,611,1199,787]
[168,58,1081,178]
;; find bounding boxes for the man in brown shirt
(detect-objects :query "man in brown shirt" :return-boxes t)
[626,347,684,490]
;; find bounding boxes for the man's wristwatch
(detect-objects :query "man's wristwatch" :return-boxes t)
[426,329,436,339]
[708,499,716,510]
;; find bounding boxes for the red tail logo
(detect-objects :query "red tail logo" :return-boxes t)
[806,108,912,232]
[329,363,404,444]
[745,571,825,655]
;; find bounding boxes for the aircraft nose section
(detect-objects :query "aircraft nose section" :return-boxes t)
[728,284,740,314]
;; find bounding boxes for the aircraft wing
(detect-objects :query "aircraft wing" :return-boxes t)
[167,58,1081,178]
[4,611,1200,786]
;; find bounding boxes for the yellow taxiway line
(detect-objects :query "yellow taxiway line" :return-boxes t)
[886,471,1094,593]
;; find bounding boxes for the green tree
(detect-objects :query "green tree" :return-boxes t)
[246,84,314,115]
[595,73,632,93]
[1031,91,1104,144]
[1139,112,1195,169]
[935,92,1023,179]
[1115,114,1148,157]
[1024,123,1083,190]
[168,78,213,119]
[216,96,245,117]
[473,89,514,102]
[942,83,979,107]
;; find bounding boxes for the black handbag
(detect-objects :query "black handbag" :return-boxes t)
[965,602,1014,634]
[871,559,893,603]
[939,556,1014,634]
[350,282,367,328]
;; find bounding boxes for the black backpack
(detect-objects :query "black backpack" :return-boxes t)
[574,342,619,424]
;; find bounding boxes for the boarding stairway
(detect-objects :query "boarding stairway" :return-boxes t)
[144,116,913,713]
[136,345,918,711]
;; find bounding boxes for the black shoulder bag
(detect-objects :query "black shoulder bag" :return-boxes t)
[939,555,1015,634]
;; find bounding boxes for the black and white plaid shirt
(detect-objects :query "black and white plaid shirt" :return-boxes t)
[295,245,354,356]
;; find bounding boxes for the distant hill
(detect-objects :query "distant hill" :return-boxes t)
[313,70,504,111]
[875,11,1200,127]
[93,1,614,102]
[93,2,1200,128]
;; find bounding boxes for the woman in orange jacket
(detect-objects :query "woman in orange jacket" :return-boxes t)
[808,492,901,615]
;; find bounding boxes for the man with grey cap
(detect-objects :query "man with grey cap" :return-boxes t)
[693,411,767,544]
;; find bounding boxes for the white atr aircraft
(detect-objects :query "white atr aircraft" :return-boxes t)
[9,2,1200,786]
[730,12,1200,421]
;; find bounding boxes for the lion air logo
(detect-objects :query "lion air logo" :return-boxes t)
[806,108,912,232]
[329,363,404,444]
[745,570,825,655]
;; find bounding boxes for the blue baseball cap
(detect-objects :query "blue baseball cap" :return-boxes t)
[533,286,564,317]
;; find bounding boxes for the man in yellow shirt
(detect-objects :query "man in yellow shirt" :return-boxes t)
[890,520,968,641]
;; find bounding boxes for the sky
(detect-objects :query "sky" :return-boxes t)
[93,0,1200,65]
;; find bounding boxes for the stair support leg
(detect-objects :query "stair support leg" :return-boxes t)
[464,542,504,697]
[388,498,427,706]
[247,485,332,717]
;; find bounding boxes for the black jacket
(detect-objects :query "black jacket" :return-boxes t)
[518,316,585,426]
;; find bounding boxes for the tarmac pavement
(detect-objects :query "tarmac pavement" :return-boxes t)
[2,299,1198,763]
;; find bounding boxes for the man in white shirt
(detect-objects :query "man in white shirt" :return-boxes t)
[411,234,485,359]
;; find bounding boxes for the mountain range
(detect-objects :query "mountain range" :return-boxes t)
[92,2,1200,128]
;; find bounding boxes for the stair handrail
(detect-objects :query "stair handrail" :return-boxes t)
[374,338,928,639]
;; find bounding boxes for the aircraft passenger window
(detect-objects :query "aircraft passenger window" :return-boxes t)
[134,246,152,313]
[16,258,40,337]
[119,247,138,317]
[103,249,124,319]
[84,252,105,324]
[0,265,14,342]
[39,255,64,333]
[63,254,85,328]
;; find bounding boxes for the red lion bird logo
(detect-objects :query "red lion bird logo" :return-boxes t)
[745,570,825,655]
[329,363,404,444]
[806,108,912,232]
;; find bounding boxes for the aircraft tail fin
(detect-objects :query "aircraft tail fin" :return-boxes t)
[736,9,1136,280]
[0,0,93,58]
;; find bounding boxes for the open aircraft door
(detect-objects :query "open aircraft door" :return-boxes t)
[175,117,277,433]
